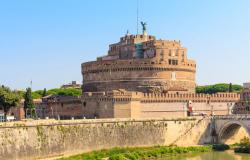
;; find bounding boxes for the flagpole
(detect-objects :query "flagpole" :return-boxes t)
[137,0,139,34]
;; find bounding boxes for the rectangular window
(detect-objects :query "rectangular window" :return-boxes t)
[160,50,164,61]
[171,72,176,80]
[175,50,179,56]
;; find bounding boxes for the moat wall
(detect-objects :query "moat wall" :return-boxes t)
[0,118,212,160]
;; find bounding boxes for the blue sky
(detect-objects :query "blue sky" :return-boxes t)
[0,0,250,90]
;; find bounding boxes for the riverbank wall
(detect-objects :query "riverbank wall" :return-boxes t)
[0,118,212,160]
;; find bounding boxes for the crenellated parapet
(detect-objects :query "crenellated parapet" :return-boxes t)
[39,90,240,119]
[141,92,239,103]
[81,90,240,103]
[82,90,142,102]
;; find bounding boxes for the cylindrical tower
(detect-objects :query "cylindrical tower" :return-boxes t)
[82,34,196,93]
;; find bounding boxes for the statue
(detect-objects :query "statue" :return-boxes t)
[126,30,130,36]
[141,21,147,34]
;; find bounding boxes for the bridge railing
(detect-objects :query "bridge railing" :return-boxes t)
[213,114,250,120]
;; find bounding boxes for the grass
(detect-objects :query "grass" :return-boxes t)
[58,146,212,160]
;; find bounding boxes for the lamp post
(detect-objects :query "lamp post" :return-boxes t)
[50,104,54,119]
[81,100,84,119]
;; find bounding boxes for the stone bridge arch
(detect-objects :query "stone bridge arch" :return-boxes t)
[217,120,250,144]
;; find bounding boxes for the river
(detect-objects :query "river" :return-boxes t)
[157,150,250,160]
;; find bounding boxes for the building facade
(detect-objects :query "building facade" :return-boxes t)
[61,81,81,89]
[81,90,239,119]
[77,27,240,119]
[33,90,240,120]
[233,82,250,114]
[30,27,242,119]
[82,31,196,93]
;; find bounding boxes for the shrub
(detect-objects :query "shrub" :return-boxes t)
[234,137,250,153]
[109,154,127,160]
[212,144,230,151]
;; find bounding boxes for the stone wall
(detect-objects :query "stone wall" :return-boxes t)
[0,118,211,160]
[140,102,235,119]
[232,87,250,114]
[80,91,239,119]
[35,91,240,120]
[82,58,196,93]
[36,97,84,119]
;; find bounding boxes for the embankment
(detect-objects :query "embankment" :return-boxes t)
[0,118,212,160]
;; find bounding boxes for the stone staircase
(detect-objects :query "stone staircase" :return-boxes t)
[170,116,208,146]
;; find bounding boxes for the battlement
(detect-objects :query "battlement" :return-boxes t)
[81,90,240,103]
[142,92,240,103]
[118,34,156,45]
[82,90,142,102]
[144,39,182,48]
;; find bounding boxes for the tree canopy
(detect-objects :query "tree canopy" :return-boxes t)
[15,88,81,99]
[196,83,242,94]
[30,88,82,99]
[0,85,21,115]
[24,87,35,118]
[24,88,34,109]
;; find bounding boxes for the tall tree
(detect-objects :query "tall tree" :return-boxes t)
[229,83,233,93]
[0,86,21,120]
[42,88,47,97]
[24,87,35,118]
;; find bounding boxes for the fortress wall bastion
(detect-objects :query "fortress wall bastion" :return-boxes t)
[79,91,240,119]
[37,31,241,120]
[0,118,211,160]
[139,92,239,118]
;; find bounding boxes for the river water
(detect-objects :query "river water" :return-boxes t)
[157,150,250,160]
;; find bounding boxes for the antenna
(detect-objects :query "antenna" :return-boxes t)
[30,79,33,89]
[137,0,139,34]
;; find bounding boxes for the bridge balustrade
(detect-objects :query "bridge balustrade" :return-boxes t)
[214,114,250,120]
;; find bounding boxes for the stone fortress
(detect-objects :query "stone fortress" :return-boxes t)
[35,24,241,120]
[1,24,249,160]
[76,24,240,119]
[82,26,196,93]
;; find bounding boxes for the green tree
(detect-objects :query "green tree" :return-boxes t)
[24,87,35,118]
[229,83,233,92]
[196,83,242,94]
[0,86,21,120]
[42,88,47,97]
[47,88,81,97]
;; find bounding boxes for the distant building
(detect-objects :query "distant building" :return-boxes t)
[35,95,83,119]
[233,82,250,114]
[0,104,24,121]
[61,81,81,89]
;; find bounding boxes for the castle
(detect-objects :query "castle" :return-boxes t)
[32,25,240,120]
[82,26,196,93]
[76,25,239,119]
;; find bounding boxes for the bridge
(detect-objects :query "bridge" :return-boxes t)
[212,115,250,144]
